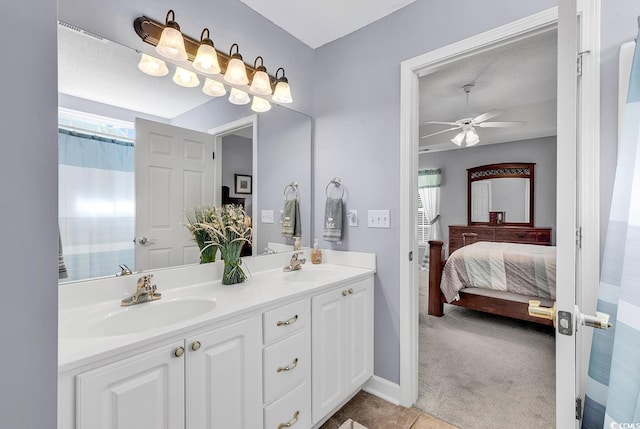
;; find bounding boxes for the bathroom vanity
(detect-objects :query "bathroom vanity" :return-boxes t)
[58,250,375,429]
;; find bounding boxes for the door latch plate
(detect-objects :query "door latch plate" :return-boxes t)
[558,311,573,336]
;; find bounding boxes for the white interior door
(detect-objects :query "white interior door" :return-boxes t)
[471,180,491,222]
[135,118,216,271]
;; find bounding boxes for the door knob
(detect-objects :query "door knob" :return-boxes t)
[137,237,148,245]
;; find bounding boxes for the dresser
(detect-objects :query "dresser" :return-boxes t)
[448,225,552,255]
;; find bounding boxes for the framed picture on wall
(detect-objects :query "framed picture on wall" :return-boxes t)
[234,174,252,194]
[489,211,505,225]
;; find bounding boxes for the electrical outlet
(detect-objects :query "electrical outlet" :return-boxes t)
[347,210,358,227]
[261,210,274,223]
[367,210,390,228]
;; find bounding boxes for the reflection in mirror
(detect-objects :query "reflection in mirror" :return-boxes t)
[468,163,535,227]
[57,23,311,283]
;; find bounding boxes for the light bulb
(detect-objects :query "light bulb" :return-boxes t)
[202,78,226,97]
[137,54,168,77]
[172,67,200,88]
[228,88,250,105]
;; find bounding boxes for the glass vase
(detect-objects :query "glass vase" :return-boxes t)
[199,245,217,264]
[220,242,247,285]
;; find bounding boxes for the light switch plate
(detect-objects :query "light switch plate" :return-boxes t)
[261,210,274,224]
[347,210,358,227]
[368,210,390,228]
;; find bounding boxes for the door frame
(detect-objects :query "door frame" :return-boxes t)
[398,2,600,424]
[209,115,259,251]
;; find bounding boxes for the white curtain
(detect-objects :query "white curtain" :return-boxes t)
[582,18,640,428]
[419,169,442,268]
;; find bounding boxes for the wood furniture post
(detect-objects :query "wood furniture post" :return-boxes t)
[427,240,444,317]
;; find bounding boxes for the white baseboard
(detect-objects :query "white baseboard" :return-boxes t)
[362,376,400,405]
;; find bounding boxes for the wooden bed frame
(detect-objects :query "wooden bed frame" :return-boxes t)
[427,240,554,326]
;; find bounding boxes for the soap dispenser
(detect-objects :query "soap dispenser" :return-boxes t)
[311,239,322,264]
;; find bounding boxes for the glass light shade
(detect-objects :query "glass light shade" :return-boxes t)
[172,67,200,88]
[193,44,221,75]
[224,58,249,85]
[272,81,293,103]
[466,129,480,146]
[137,54,169,77]
[228,88,250,105]
[249,70,272,95]
[202,78,227,97]
[251,96,271,113]
[451,131,465,146]
[155,26,188,61]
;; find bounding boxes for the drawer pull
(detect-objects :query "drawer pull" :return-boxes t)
[277,358,299,373]
[278,410,300,429]
[276,315,298,327]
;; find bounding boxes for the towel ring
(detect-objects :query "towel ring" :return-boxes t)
[325,177,345,199]
[283,182,299,201]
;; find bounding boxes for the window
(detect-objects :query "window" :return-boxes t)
[417,192,431,245]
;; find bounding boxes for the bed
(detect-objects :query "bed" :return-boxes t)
[427,239,556,326]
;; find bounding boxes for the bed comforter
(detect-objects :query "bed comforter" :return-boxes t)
[440,241,556,303]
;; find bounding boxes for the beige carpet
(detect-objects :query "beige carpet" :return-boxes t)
[415,303,556,429]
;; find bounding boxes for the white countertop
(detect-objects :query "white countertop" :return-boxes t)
[58,250,375,372]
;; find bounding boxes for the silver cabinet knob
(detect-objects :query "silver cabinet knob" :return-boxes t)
[342,290,348,297]
[191,341,201,351]
[348,288,353,295]
[174,346,185,357]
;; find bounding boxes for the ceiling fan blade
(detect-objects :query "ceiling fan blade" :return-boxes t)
[472,109,504,123]
[423,121,458,126]
[420,126,461,139]
[477,121,527,128]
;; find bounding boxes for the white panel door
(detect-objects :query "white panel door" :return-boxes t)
[311,288,346,424]
[471,180,491,222]
[185,316,262,429]
[135,118,216,271]
[345,279,374,391]
[76,341,185,429]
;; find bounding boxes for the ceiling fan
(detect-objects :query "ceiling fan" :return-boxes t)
[420,84,526,147]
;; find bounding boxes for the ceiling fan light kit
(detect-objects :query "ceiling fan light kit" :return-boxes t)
[421,83,526,147]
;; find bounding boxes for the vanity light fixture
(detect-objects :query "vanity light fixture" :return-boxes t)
[228,87,250,105]
[249,56,272,95]
[224,44,249,85]
[202,78,227,97]
[272,68,293,104]
[193,28,221,75]
[173,66,200,87]
[134,12,295,110]
[138,54,169,77]
[251,96,272,113]
[155,10,188,62]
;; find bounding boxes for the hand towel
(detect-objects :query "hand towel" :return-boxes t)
[281,199,301,238]
[323,197,343,242]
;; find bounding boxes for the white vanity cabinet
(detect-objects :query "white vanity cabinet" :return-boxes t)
[311,278,374,424]
[72,315,262,429]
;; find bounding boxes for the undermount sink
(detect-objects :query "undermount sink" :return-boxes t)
[62,298,217,338]
[283,268,337,283]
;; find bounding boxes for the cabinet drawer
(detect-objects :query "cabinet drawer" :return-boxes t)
[495,229,537,242]
[450,227,494,241]
[263,329,309,404]
[537,230,551,244]
[264,382,310,429]
[263,299,309,344]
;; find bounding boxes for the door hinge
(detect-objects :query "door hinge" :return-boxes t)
[408,251,413,262]
[576,226,582,248]
[576,397,583,420]
[212,152,215,160]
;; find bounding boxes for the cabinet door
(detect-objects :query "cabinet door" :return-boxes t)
[76,342,185,429]
[345,279,374,391]
[186,316,262,429]
[311,288,346,424]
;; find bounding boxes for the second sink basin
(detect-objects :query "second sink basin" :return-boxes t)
[62,298,217,338]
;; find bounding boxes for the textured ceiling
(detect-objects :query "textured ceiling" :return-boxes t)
[419,30,558,152]
[238,0,415,48]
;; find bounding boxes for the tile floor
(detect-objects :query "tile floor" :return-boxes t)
[320,391,458,429]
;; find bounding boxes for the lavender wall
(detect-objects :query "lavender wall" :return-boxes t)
[599,1,640,254]
[313,0,557,383]
[0,0,58,427]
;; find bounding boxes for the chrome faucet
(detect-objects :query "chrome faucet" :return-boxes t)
[283,252,306,272]
[121,274,162,306]
[116,264,132,276]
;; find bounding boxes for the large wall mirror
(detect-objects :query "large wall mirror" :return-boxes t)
[467,162,535,227]
[57,22,312,283]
